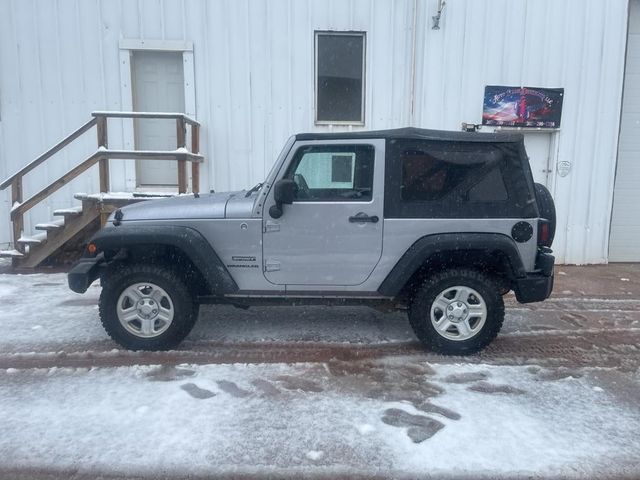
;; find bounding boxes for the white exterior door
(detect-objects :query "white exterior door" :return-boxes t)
[523,133,553,187]
[132,51,185,187]
[610,0,640,261]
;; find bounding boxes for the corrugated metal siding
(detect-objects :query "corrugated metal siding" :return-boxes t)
[610,0,640,261]
[0,0,629,264]
[411,0,629,264]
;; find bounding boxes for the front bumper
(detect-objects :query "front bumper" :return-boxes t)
[513,250,554,304]
[68,254,105,293]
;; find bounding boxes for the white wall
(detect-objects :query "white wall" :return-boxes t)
[0,0,629,264]
[609,0,640,261]
[411,0,630,264]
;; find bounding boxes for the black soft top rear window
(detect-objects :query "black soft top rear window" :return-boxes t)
[384,139,537,219]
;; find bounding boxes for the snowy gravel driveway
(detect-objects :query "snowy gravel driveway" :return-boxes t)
[1,265,640,479]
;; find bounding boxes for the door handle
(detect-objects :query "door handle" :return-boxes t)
[349,212,379,223]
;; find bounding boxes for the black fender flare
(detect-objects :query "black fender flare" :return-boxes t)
[377,233,526,297]
[89,225,238,295]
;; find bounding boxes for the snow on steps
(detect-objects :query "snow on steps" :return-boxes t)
[5,192,177,267]
[0,249,24,258]
[35,219,65,232]
[18,232,47,246]
[53,206,83,217]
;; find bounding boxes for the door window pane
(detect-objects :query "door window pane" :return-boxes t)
[316,32,365,123]
[286,145,374,201]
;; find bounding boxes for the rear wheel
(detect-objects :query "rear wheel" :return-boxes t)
[408,269,504,355]
[99,263,199,351]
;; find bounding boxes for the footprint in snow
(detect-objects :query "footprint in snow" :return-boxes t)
[276,375,324,393]
[415,401,461,420]
[381,408,444,443]
[181,383,216,399]
[146,365,196,382]
[467,381,525,395]
[441,371,489,384]
[251,378,281,396]
[216,380,252,398]
[534,367,583,381]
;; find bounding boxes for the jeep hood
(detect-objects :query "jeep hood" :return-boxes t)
[115,191,254,222]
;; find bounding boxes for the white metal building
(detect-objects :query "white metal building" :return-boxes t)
[0,0,637,264]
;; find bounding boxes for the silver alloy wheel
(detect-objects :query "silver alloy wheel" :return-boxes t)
[116,282,174,338]
[430,285,487,341]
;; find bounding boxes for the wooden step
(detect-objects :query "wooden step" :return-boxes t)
[18,233,47,247]
[15,204,101,269]
[53,206,83,218]
[35,219,65,232]
[0,249,25,258]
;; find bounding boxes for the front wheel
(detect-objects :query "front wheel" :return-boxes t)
[408,269,504,355]
[99,263,199,351]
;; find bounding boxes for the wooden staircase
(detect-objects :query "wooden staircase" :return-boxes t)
[0,112,203,269]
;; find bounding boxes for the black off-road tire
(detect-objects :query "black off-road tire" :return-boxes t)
[408,269,505,355]
[99,263,199,351]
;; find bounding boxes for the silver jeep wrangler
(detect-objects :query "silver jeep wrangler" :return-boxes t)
[69,128,555,355]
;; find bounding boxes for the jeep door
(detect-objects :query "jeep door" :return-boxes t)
[262,139,384,286]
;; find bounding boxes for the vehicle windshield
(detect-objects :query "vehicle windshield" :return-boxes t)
[269,136,295,181]
[245,136,295,199]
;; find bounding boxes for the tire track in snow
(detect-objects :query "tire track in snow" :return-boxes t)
[1,329,639,370]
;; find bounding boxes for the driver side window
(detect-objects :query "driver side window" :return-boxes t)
[286,144,374,201]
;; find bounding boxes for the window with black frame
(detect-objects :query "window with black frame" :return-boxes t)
[315,31,365,124]
[400,143,508,203]
[286,145,374,201]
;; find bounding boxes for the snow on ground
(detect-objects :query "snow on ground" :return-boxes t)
[1,264,640,477]
[0,273,107,352]
[0,271,420,353]
[0,361,638,478]
[0,271,614,354]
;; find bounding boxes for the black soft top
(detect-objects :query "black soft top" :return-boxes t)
[295,127,524,143]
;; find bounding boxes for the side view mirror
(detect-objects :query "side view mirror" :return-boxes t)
[269,178,297,218]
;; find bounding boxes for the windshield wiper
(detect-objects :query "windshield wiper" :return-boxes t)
[245,182,263,197]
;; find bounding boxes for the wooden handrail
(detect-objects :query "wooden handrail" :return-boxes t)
[102,149,204,162]
[191,123,200,194]
[3,112,204,256]
[91,111,200,126]
[97,115,109,192]
[11,152,102,220]
[10,149,203,221]
[0,117,97,190]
